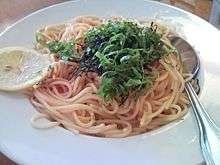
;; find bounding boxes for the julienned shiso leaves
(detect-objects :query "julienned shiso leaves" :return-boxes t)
[42,20,172,100]
[47,41,80,61]
[83,21,170,100]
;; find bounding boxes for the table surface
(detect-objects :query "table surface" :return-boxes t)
[0,0,212,164]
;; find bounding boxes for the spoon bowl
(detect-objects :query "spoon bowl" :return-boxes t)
[170,36,200,78]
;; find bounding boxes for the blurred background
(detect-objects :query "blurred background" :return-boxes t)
[0,0,219,164]
[0,0,219,33]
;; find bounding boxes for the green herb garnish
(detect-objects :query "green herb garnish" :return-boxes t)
[47,40,80,61]
[82,20,169,100]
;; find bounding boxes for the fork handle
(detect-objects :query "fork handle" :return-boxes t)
[185,82,220,165]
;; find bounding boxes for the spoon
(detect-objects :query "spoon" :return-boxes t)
[170,36,220,165]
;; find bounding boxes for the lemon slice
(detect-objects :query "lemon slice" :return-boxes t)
[0,47,53,91]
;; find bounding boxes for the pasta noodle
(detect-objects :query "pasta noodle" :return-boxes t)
[31,16,190,138]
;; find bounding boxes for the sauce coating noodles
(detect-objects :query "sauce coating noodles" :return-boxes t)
[31,16,189,137]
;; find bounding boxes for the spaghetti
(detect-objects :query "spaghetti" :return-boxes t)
[31,16,190,138]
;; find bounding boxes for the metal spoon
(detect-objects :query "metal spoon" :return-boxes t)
[170,36,220,165]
